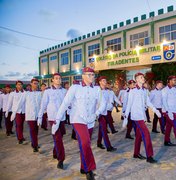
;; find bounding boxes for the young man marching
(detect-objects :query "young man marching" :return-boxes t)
[11,78,42,152]
[52,67,106,180]
[162,75,176,146]
[38,73,67,169]
[6,81,26,144]
[124,73,161,163]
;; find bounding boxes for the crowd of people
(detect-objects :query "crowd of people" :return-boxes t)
[0,67,176,180]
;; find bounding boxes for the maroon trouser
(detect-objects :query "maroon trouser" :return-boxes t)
[49,121,65,162]
[15,113,25,141]
[41,113,48,129]
[60,121,66,136]
[28,121,38,148]
[134,120,153,158]
[164,113,176,142]
[72,123,96,173]
[97,115,111,148]
[4,112,13,134]
[126,116,134,137]
[106,111,116,132]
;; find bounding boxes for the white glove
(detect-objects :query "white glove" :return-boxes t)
[5,111,8,118]
[155,110,161,118]
[51,121,60,135]
[168,112,174,120]
[122,117,128,128]
[37,117,42,126]
[10,112,16,122]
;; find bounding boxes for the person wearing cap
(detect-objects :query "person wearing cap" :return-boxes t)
[52,67,106,180]
[40,83,48,131]
[162,75,176,146]
[11,78,42,152]
[124,72,161,163]
[0,90,3,129]
[5,81,26,143]
[96,76,117,152]
[122,80,136,139]
[106,82,121,134]
[2,85,13,136]
[150,80,165,134]
[38,73,67,169]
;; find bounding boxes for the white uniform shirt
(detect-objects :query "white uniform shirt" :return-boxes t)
[107,89,121,111]
[38,86,67,121]
[6,90,25,114]
[125,86,156,121]
[162,86,176,113]
[2,93,10,112]
[14,90,42,121]
[122,88,130,113]
[55,82,106,126]
[118,89,126,104]
[149,88,163,109]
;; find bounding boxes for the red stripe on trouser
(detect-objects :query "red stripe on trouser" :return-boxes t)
[134,120,153,158]
[28,121,38,148]
[49,121,65,162]
[106,111,115,132]
[73,123,96,173]
[126,116,133,136]
[41,113,48,129]
[4,112,13,133]
[97,115,111,148]
[15,113,25,140]
[164,113,176,142]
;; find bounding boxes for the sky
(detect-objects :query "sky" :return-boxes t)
[0,0,176,80]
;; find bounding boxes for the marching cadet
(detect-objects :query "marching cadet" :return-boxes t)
[150,80,165,134]
[122,80,136,139]
[0,90,3,129]
[2,85,13,136]
[40,83,48,130]
[5,81,25,144]
[124,73,161,163]
[97,76,117,151]
[11,78,42,152]
[106,82,121,134]
[162,75,176,146]
[38,73,67,169]
[52,67,106,180]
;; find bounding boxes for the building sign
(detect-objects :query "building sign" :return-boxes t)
[163,42,175,60]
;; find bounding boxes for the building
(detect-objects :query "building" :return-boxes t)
[36,5,176,86]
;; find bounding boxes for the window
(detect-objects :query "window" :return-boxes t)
[41,57,48,63]
[159,23,176,42]
[62,77,69,82]
[50,55,57,61]
[73,49,82,63]
[61,52,69,65]
[107,38,121,51]
[130,31,149,48]
[88,43,100,57]
[74,75,82,81]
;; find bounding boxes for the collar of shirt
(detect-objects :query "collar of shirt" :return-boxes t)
[15,89,24,93]
[81,81,93,88]
[51,85,62,90]
[167,84,173,89]
[136,84,144,90]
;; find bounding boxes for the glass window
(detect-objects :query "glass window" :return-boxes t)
[61,52,69,65]
[130,31,149,48]
[106,37,121,52]
[41,57,48,63]
[88,43,100,57]
[159,23,176,42]
[73,49,82,63]
[50,55,57,61]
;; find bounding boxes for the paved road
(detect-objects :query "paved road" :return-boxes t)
[0,109,176,180]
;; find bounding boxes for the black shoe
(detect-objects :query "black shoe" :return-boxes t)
[125,135,134,139]
[38,145,40,149]
[80,168,86,174]
[33,147,39,152]
[57,161,64,169]
[43,128,48,131]
[97,143,105,149]
[161,131,165,135]
[133,154,146,160]
[86,171,95,180]
[146,157,157,163]
[112,130,118,134]
[53,155,57,159]
[107,130,110,134]
[6,133,10,136]
[71,134,77,140]
[22,138,26,141]
[147,120,151,123]
[18,140,23,144]
[164,141,176,146]
[107,146,117,152]
[10,131,14,134]
[152,130,160,133]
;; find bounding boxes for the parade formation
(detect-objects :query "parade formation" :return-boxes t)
[0,67,176,180]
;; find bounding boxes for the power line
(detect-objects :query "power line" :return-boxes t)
[0,26,65,42]
[0,39,39,51]
[145,0,152,12]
